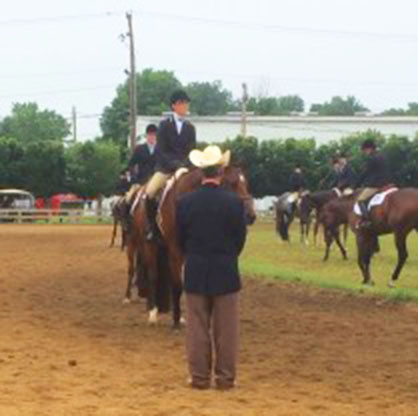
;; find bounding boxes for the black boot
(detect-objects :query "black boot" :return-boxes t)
[145,197,161,242]
[358,201,371,229]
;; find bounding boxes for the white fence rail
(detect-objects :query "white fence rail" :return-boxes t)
[0,209,112,224]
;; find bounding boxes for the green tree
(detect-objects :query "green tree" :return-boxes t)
[65,141,121,198]
[100,68,181,145]
[277,95,304,114]
[0,137,25,188]
[244,95,304,116]
[0,137,65,196]
[310,96,368,116]
[186,81,232,115]
[0,102,70,143]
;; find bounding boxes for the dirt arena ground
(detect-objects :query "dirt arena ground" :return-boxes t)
[1,224,418,416]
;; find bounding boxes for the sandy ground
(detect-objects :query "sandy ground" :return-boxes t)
[1,224,418,416]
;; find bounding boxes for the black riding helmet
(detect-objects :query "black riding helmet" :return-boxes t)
[361,139,376,150]
[170,90,191,105]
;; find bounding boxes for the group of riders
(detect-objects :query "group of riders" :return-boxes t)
[116,90,196,241]
[116,88,391,235]
[287,139,391,229]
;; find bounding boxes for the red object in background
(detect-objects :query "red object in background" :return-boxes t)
[50,193,84,210]
[35,198,45,209]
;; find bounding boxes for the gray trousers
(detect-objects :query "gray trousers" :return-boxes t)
[185,292,239,388]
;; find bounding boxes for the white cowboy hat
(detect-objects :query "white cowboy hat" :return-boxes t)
[189,145,231,168]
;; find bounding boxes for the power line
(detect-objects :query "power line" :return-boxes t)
[0,11,124,26]
[0,67,124,80]
[140,10,418,42]
[0,85,116,100]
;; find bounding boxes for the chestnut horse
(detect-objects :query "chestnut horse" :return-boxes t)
[351,188,418,287]
[300,189,348,246]
[319,191,360,261]
[126,166,256,328]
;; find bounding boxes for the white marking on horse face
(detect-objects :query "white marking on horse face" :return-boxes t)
[239,174,245,183]
[148,307,159,324]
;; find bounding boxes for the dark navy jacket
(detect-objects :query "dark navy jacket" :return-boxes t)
[176,183,247,296]
[330,163,356,190]
[356,152,391,188]
[156,116,196,174]
[289,172,306,192]
[128,143,156,184]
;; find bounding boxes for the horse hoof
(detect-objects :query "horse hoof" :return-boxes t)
[362,281,375,287]
[122,298,131,305]
[388,280,396,289]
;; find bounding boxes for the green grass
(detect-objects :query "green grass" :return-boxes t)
[240,220,418,303]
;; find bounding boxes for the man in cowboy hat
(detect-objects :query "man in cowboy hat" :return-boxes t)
[176,145,247,390]
[355,139,390,228]
[145,90,196,241]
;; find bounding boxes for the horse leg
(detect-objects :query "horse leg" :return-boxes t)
[333,227,348,260]
[313,218,320,247]
[343,223,348,250]
[323,227,333,262]
[123,242,135,304]
[388,232,408,288]
[110,217,117,247]
[146,253,159,325]
[168,252,184,329]
[356,233,374,286]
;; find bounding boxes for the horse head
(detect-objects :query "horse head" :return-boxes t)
[221,166,257,225]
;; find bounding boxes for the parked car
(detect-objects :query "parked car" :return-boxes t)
[0,189,35,222]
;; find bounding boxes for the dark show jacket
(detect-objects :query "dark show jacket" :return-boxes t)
[115,177,131,195]
[176,183,247,296]
[338,163,356,189]
[288,172,306,192]
[330,163,356,190]
[128,143,156,185]
[356,152,391,188]
[156,115,196,174]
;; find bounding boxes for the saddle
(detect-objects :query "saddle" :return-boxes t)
[129,168,189,215]
[354,185,398,216]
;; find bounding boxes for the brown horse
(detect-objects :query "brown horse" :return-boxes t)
[319,192,360,261]
[300,189,346,246]
[109,196,127,250]
[350,188,418,287]
[127,166,256,327]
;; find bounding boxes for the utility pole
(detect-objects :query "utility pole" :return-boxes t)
[71,106,77,142]
[241,83,248,138]
[126,12,137,153]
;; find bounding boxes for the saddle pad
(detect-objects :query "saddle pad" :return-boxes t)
[333,187,342,197]
[353,187,398,215]
[159,168,189,211]
[130,188,146,216]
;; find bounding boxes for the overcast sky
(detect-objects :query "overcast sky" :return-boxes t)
[1,0,418,139]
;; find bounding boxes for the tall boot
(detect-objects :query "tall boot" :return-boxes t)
[358,200,371,229]
[145,197,160,242]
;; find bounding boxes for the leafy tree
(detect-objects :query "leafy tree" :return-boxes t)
[186,81,232,115]
[277,95,304,114]
[65,141,121,198]
[0,102,70,143]
[310,96,368,116]
[0,137,65,196]
[244,95,304,116]
[0,137,25,189]
[100,68,181,145]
